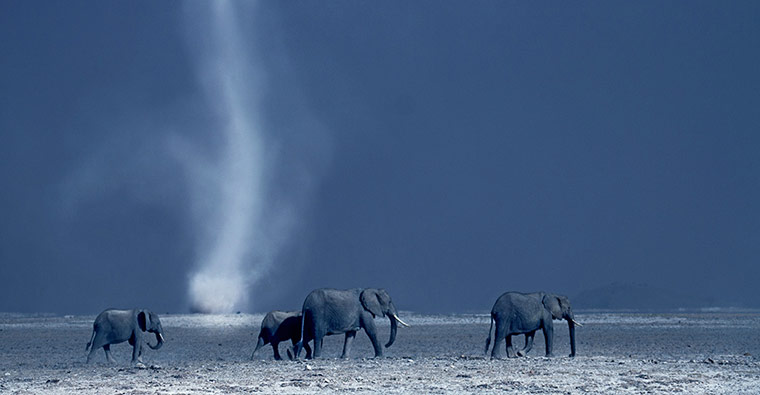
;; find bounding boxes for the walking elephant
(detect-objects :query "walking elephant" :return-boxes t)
[86,308,165,364]
[294,288,409,359]
[484,292,580,359]
[251,310,312,360]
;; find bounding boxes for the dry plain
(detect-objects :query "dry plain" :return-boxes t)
[1,311,759,394]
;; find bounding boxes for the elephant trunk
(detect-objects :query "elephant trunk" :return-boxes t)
[148,332,164,350]
[568,319,576,357]
[385,313,398,348]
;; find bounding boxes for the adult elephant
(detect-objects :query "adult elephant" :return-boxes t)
[251,310,311,360]
[86,308,165,364]
[294,288,409,359]
[484,292,580,359]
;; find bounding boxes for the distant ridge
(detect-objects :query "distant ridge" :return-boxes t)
[573,282,715,310]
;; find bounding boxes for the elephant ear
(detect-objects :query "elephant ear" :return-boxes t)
[542,294,563,320]
[360,289,385,318]
[137,310,150,332]
[149,312,159,328]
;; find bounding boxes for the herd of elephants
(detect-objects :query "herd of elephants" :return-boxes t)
[85,288,581,365]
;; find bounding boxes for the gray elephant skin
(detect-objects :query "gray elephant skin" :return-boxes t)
[294,288,410,359]
[251,310,312,360]
[85,308,165,364]
[484,292,580,359]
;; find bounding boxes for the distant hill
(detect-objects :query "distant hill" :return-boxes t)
[573,282,715,310]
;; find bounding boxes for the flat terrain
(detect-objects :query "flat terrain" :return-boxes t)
[1,311,759,393]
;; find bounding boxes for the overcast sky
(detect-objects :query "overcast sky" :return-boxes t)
[1,1,759,314]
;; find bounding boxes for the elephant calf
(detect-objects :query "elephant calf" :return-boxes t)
[251,310,311,360]
[485,292,580,359]
[86,308,165,364]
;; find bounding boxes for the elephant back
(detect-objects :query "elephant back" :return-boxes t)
[302,288,364,331]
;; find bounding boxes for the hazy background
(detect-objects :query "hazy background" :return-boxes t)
[1,1,759,314]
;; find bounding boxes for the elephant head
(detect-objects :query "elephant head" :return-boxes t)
[137,310,165,350]
[542,293,579,357]
[360,288,410,348]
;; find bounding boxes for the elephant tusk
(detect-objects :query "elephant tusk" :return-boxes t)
[570,319,583,327]
[392,314,410,328]
[159,333,165,342]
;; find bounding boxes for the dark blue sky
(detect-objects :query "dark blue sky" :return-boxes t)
[1,1,759,314]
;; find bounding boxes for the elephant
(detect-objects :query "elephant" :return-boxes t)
[251,310,312,360]
[85,308,165,364]
[484,292,580,359]
[293,288,410,359]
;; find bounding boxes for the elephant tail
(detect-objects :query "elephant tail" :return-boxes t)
[484,315,494,356]
[293,308,306,360]
[85,328,96,351]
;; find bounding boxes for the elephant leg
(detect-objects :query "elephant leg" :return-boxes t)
[88,333,109,363]
[287,345,296,361]
[87,336,104,363]
[517,331,536,357]
[86,347,97,364]
[304,341,313,359]
[313,332,324,359]
[288,339,312,360]
[131,341,143,364]
[341,331,357,359]
[491,322,507,359]
[130,332,146,364]
[86,344,102,364]
[272,341,282,361]
[543,321,554,357]
[362,317,383,357]
[251,337,266,360]
[505,335,517,358]
[295,332,313,360]
[312,340,321,359]
[103,345,117,364]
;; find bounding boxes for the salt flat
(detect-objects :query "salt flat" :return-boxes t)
[1,311,759,393]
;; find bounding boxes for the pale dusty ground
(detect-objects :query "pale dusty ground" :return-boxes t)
[1,311,759,394]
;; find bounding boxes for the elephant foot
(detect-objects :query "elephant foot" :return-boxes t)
[516,350,526,357]
[569,353,576,358]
